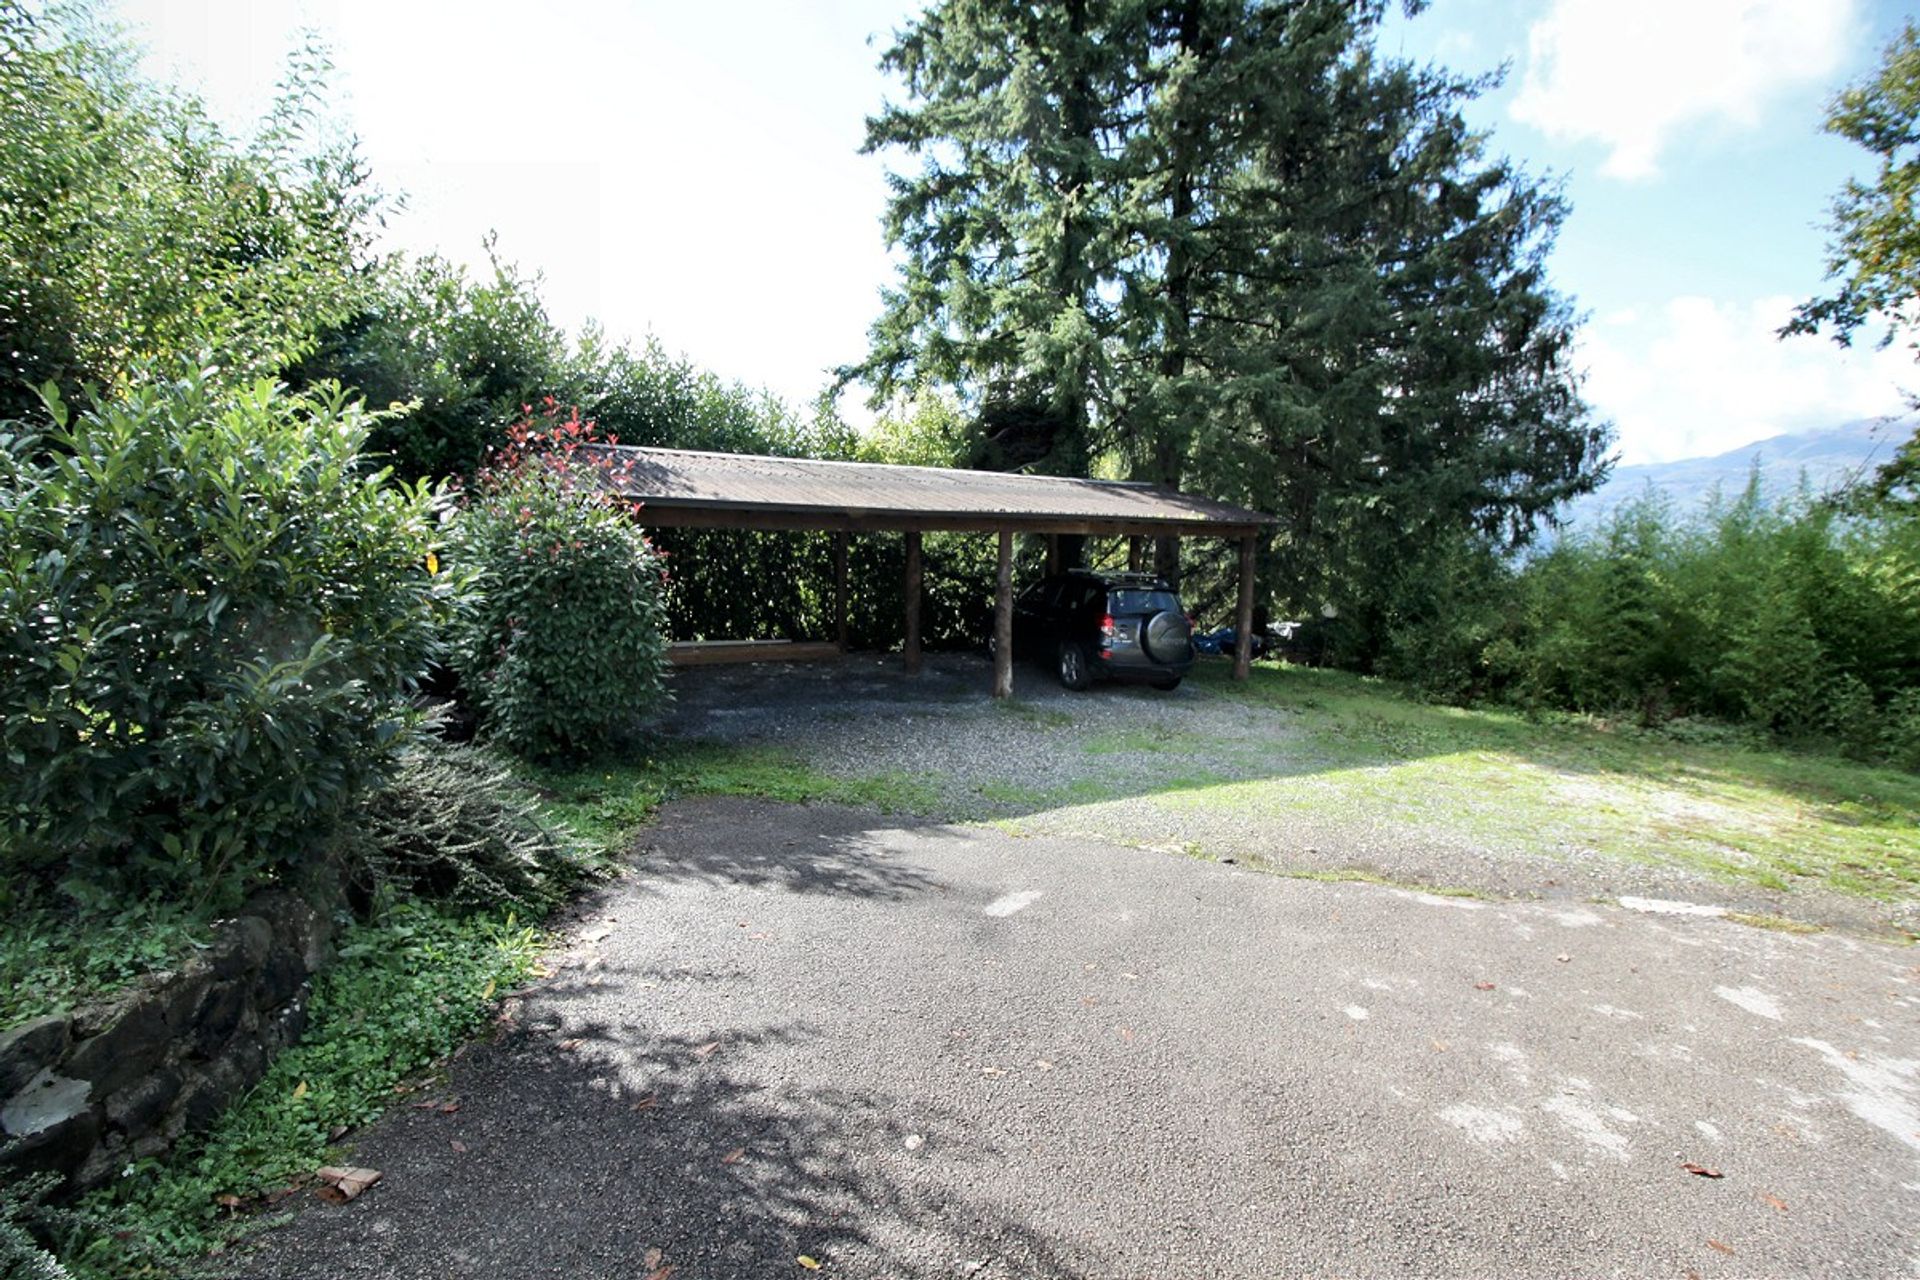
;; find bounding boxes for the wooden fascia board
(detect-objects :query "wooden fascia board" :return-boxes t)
[629,500,1270,540]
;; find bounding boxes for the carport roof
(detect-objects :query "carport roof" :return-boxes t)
[596,446,1274,537]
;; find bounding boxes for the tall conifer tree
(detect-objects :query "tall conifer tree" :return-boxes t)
[857,0,1608,618]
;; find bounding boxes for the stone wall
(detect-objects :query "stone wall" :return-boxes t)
[0,887,340,1192]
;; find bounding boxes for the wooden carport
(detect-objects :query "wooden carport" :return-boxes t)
[596,446,1276,698]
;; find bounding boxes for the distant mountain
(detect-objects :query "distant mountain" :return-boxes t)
[1557,418,1915,531]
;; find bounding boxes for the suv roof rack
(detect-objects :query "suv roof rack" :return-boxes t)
[1067,568,1170,589]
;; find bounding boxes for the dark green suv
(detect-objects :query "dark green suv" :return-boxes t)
[1009,569,1194,691]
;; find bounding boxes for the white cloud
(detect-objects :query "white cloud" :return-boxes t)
[1580,295,1912,464]
[1511,0,1856,179]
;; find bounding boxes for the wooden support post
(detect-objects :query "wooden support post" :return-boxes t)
[904,531,923,675]
[1155,535,1180,587]
[1046,533,1062,576]
[993,530,1014,699]
[1233,533,1256,682]
[833,532,849,652]
[1128,536,1145,572]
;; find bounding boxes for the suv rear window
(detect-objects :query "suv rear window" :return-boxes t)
[1108,589,1181,615]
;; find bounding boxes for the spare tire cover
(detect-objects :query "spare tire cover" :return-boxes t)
[1143,610,1192,663]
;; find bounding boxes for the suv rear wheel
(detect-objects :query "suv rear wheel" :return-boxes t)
[1057,640,1091,691]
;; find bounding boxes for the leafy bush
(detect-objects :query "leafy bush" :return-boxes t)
[0,9,374,424]
[448,403,671,759]
[289,248,572,482]
[335,741,591,910]
[0,367,451,899]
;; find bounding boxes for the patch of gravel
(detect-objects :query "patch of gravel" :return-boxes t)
[658,653,1914,937]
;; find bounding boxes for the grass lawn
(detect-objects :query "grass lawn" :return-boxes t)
[535,660,1920,916]
[1183,663,1920,901]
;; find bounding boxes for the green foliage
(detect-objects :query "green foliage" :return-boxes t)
[0,6,376,421]
[58,899,540,1278]
[1372,537,1517,703]
[576,334,854,460]
[0,1161,73,1280]
[0,367,450,899]
[335,741,593,911]
[0,891,208,1026]
[854,395,970,468]
[1786,20,1920,514]
[1480,485,1920,763]
[531,741,944,855]
[289,248,571,482]
[1787,20,1920,356]
[856,0,1607,632]
[447,405,671,759]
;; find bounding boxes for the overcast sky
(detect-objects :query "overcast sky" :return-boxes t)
[119,0,1915,466]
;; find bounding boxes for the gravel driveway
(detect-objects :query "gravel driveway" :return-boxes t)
[660,654,1914,935]
[234,798,1920,1279]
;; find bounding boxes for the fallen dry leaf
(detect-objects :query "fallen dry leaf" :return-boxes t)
[1033,1059,1054,1071]
[645,1268,677,1280]
[314,1166,381,1204]
[980,1066,1006,1077]
[693,1041,721,1060]
[1473,982,1496,991]
[644,1248,663,1269]
[1760,1192,1788,1213]
[450,1140,468,1154]
[1430,1039,1450,1052]
[214,1194,245,1210]
[557,1038,585,1052]
[1681,1162,1723,1178]
[631,1093,660,1112]
[797,1257,823,1271]
[291,1081,308,1102]
[581,926,613,943]
[721,1147,746,1165]
[1555,953,1571,963]
[1707,1239,1735,1256]
[1118,1026,1135,1042]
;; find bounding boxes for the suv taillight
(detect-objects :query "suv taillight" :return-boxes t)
[1100,614,1116,639]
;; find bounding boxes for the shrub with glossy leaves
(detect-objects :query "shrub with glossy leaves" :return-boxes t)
[0,366,450,900]
[449,403,670,759]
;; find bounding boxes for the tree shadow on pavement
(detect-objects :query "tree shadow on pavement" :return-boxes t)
[629,797,950,903]
[228,1005,1089,1280]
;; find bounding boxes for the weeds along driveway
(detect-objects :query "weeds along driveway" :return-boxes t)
[234,798,1920,1279]
[657,653,1920,937]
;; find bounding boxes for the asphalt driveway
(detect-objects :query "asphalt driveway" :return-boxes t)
[234,796,1919,1279]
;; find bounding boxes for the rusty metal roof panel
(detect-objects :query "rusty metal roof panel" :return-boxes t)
[595,447,1273,531]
